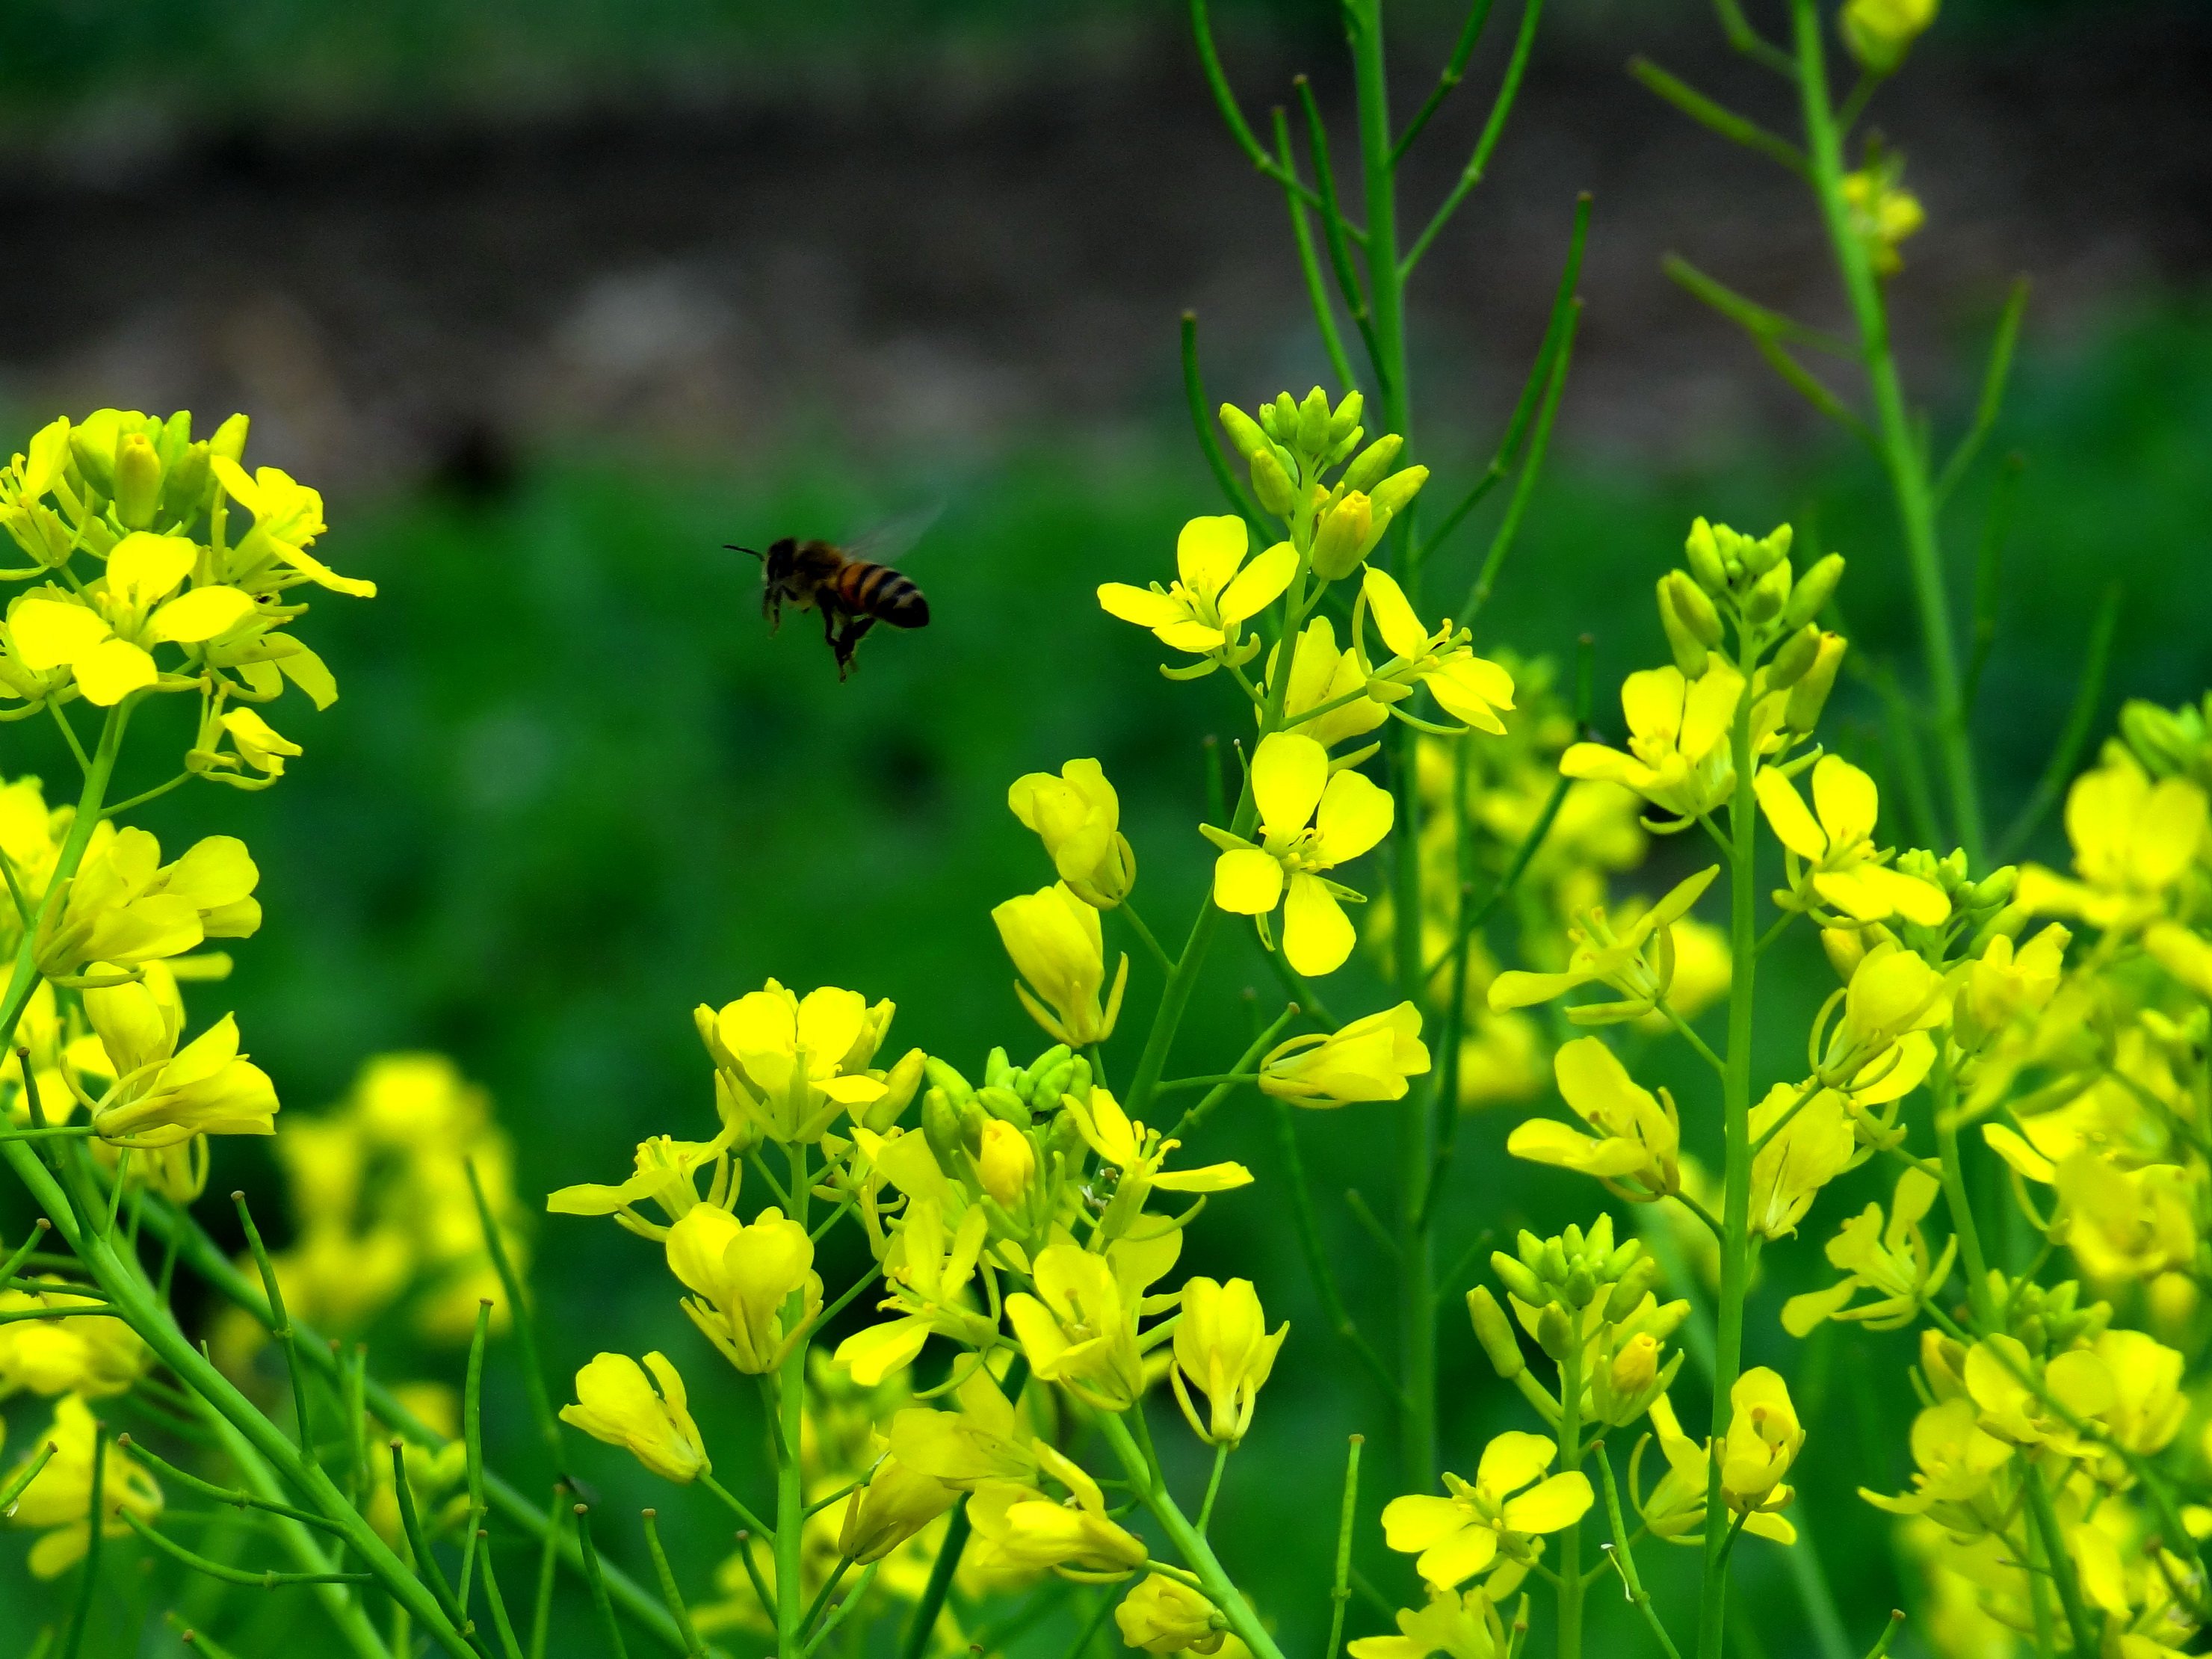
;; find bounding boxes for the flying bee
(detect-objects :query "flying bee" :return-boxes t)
[729,508,936,679]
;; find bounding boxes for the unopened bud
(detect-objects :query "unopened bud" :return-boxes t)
[976,1119,1037,1208]
[1657,577,1709,679]
[1744,557,1793,625]
[1312,492,1374,582]
[112,433,163,530]
[921,1088,965,1163]
[161,444,211,522]
[1467,1286,1525,1380]
[1535,1303,1575,1362]
[1840,0,1937,75]
[1266,392,1300,442]
[1604,1255,1660,1323]
[1785,632,1847,733]
[1341,434,1403,495]
[975,1085,1028,1127]
[1821,926,1867,983]
[1564,1262,1598,1309]
[1665,571,1722,646]
[1368,465,1429,519]
[923,1056,975,1105]
[1330,389,1365,439]
[1767,624,1821,691]
[1782,552,1846,631]
[1491,1252,1543,1307]
[1250,448,1298,516]
[1297,386,1334,456]
[211,413,251,467]
[1684,517,1728,593]
[1218,404,1270,463]
[864,1048,927,1131]
[1740,523,1794,576]
[1608,1332,1660,1397]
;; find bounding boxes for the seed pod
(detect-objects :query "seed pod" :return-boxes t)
[1218,404,1270,463]
[1782,552,1846,631]
[1341,434,1403,495]
[1467,1286,1526,1380]
[1657,577,1709,679]
[1684,517,1728,593]
[1250,447,1298,516]
[1785,631,1848,733]
[1767,623,1821,690]
[1297,386,1334,456]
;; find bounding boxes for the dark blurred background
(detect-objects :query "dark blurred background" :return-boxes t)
[2,0,2210,1653]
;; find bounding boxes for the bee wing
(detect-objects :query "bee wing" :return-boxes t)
[841,502,945,566]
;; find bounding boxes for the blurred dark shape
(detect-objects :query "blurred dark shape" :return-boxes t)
[872,727,942,814]
[426,418,521,504]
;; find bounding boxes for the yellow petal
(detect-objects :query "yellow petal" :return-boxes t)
[1218,540,1297,625]
[1474,1430,1556,1498]
[1380,1494,1468,1554]
[1251,732,1328,836]
[1754,767,1828,862]
[1282,874,1355,977]
[1500,1471,1593,1534]
[1680,664,1744,759]
[1314,768,1393,864]
[1361,566,1429,661]
[75,638,157,705]
[1619,667,1687,747]
[1176,516,1249,601]
[1098,584,1184,629]
[105,532,197,609]
[1414,1524,1498,1591]
[149,586,255,645]
[10,597,111,670]
[1213,848,1285,915]
[1150,1161,1255,1192]
[1809,755,1879,847]
[1506,1119,1647,1177]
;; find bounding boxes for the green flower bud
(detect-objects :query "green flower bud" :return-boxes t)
[1604,1255,1660,1323]
[2120,699,2202,779]
[864,1048,928,1131]
[984,1046,1015,1089]
[1785,631,1847,733]
[1767,623,1821,690]
[1684,517,1728,593]
[113,433,164,530]
[1250,447,1298,516]
[1491,1252,1544,1307]
[1665,571,1723,646]
[921,1087,965,1163]
[957,1099,989,1156]
[1535,1303,1575,1362]
[1265,392,1300,442]
[1311,492,1374,583]
[1218,404,1270,463]
[1970,866,2018,909]
[211,413,251,466]
[1540,1235,1570,1286]
[923,1056,974,1105]
[1330,389,1365,440]
[1656,577,1710,679]
[1782,552,1846,630]
[1739,522,1794,577]
[161,443,211,522]
[1743,557,1792,625]
[1516,1230,1545,1271]
[976,1085,1028,1126]
[1564,1262,1598,1309]
[1840,0,1936,77]
[1324,425,1364,469]
[1368,465,1429,519]
[1297,386,1334,456]
[1341,433,1403,495]
[1467,1286,1525,1380]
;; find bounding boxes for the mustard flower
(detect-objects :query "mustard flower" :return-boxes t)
[1117,1575,1226,1655]
[1815,940,1947,1099]
[889,1367,1037,1489]
[1004,1233,1181,1412]
[1842,166,1925,279]
[1560,664,1743,821]
[2018,761,2207,930]
[1781,1167,1957,1335]
[834,1197,999,1385]
[211,455,376,597]
[2051,1151,2196,1285]
[1841,0,1937,74]
[1276,616,1388,753]
[6,1395,164,1578]
[837,1456,959,1564]
[1956,924,2069,1046]
[1962,1334,2113,1456]
[1859,1398,2013,1527]
[968,1441,1149,1576]
[560,1352,711,1483]
[1632,1394,1797,1548]
[1170,1276,1288,1446]
[0,1284,149,1398]
[1755,756,1948,926]
[1347,1587,1506,1659]
[546,1130,738,1241]
[214,708,303,779]
[2087,1329,2187,1467]
[80,971,278,1146]
[1488,866,1718,1025]
[1205,732,1392,977]
[1719,1368,1803,1517]
[698,980,896,1143]
[1258,1001,1429,1105]
[1380,1432,1593,1592]
[665,1204,821,1376]
[976,1118,1038,1208]
[9,533,256,706]
[1063,1087,1251,1238]
[1746,1083,1853,1241]
[1356,568,1516,735]
[992,883,1128,1046]
[1097,515,1295,673]
[1008,759,1137,908]
[1507,1036,1678,1202]
[36,826,259,980]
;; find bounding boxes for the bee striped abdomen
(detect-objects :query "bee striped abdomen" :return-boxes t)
[838,561,931,628]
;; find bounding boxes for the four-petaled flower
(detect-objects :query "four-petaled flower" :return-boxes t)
[1098,516,1295,673]
[1561,664,1747,821]
[1356,568,1516,734]
[1507,1035,1679,1201]
[10,533,256,706]
[1755,756,1948,926]
[1380,1431,1593,1594]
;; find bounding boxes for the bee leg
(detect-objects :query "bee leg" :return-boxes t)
[832,615,877,679]
[763,589,783,634]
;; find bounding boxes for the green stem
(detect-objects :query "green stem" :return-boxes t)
[1789,0,1983,864]
[1196,1442,1230,1536]
[1693,625,1761,1659]
[1326,1436,1363,1659]
[1099,1412,1287,1659]
[773,1144,810,1659]
[1555,1344,1584,1659]
[58,1414,106,1659]
[1595,1444,1681,1659]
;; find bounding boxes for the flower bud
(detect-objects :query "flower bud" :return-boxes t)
[1684,516,1728,592]
[1820,926,1869,984]
[1266,392,1300,442]
[1325,425,1364,468]
[1117,1575,1226,1656]
[1739,522,1794,577]
[1217,404,1269,463]
[161,444,211,522]
[1665,570,1722,646]
[839,1458,958,1563]
[113,434,164,530]
[863,1048,927,1131]
[921,1087,965,1164]
[1491,1252,1544,1307]
[1564,1261,1598,1309]
[1604,1255,1660,1323]
[1743,557,1792,625]
[2120,699,2200,778]
[1311,492,1374,582]
[1249,447,1298,516]
[1535,1303,1575,1362]
[1656,576,1709,679]
[1764,623,1819,691]
[1330,390,1365,440]
[976,1084,1028,1126]
[1782,552,1846,631]
[1609,1332,1660,1399]
[1467,1286,1525,1380]
[1368,465,1429,519]
[1297,386,1334,456]
[1840,0,1937,76]
[924,1056,974,1104]
[211,413,250,466]
[977,1119,1037,1208]
[560,1352,710,1484]
[1341,433,1403,495]
[1785,632,1847,733]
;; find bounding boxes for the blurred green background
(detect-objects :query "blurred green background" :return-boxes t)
[1,0,2210,1655]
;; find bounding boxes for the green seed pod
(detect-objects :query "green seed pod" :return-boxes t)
[1656,577,1710,679]
[1684,517,1728,593]
[1330,389,1365,440]
[1782,552,1846,631]
[1368,465,1429,519]
[1218,403,1270,463]
[1785,631,1848,733]
[211,413,250,467]
[1666,571,1723,647]
[112,433,164,530]
[1491,1253,1545,1307]
[1250,447,1298,516]
[1743,557,1792,625]
[1767,623,1822,690]
[1467,1287,1526,1380]
[1297,386,1334,456]
[1341,433,1403,495]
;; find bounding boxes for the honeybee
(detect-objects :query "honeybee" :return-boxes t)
[729,512,935,679]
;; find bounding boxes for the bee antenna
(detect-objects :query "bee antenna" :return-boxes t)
[725,544,765,561]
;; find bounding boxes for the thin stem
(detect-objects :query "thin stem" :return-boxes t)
[898,1355,1031,1659]
[1933,278,2029,507]
[574,1504,634,1659]
[1273,108,1358,394]
[1461,300,1581,623]
[1555,1342,1585,1659]
[122,1512,373,1587]
[1165,1001,1291,1141]
[1326,1436,1363,1659]
[1995,584,2120,861]
[58,1413,107,1659]
[700,1472,776,1541]
[1391,0,1498,162]
[1120,899,1177,977]
[1401,0,1546,279]
[466,1157,564,1473]
[1595,1444,1681,1659]
[773,1153,810,1659]
[1629,59,1808,178]
[1180,314,1267,528]
[478,1533,530,1659]
[1196,1442,1230,1536]
[1188,0,1331,214]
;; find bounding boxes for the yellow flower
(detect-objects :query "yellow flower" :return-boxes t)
[1098,516,1295,669]
[1746,1083,1853,1241]
[1781,1167,1957,1335]
[1719,1368,1803,1516]
[1063,1087,1252,1238]
[1488,866,1718,1025]
[1956,924,2069,1045]
[1117,1574,1227,1655]
[9,533,257,705]
[1380,1432,1592,1592]
[0,1283,149,1398]
[2018,761,2207,930]
[836,1456,958,1564]
[1841,167,1925,279]
[1347,1587,1505,1659]
[215,708,303,778]
[1631,1394,1797,1548]
[2052,1151,2196,1285]
[1841,0,1937,73]
[698,980,896,1143]
[1356,568,1517,734]
[968,1441,1149,1576]
[1258,1001,1429,1105]
[5,1395,164,1578]
[1276,617,1388,752]
[992,883,1128,1046]
[1507,1036,1679,1202]
[1008,759,1137,908]
[80,970,279,1146]
[212,455,375,597]
[560,1352,710,1483]
[888,1367,1037,1489]
[1962,1334,2113,1456]
[666,1205,821,1376]
[1560,664,1743,821]
[546,1130,739,1241]
[1816,940,1947,1099]
[1859,1397,2013,1525]
[1170,1277,1287,1446]
[976,1118,1038,1208]
[833,1196,998,1384]
[1004,1234,1181,1412]
[1205,732,1392,977]
[37,826,260,979]
[1755,756,1948,926]
[2088,1329,2187,1467]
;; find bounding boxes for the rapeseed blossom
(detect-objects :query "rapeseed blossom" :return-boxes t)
[667,1204,821,1375]
[1508,1036,1679,1201]
[561,1351,711,1483]
[1008,759,1137,908]
[1258,1002,1429,1105]
[1380,1433,1592,1594]
[1170,1277,1286,1445]
[992,883,1128,1045]
[1755,756,1948,925]
[1098,516,1294,673]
